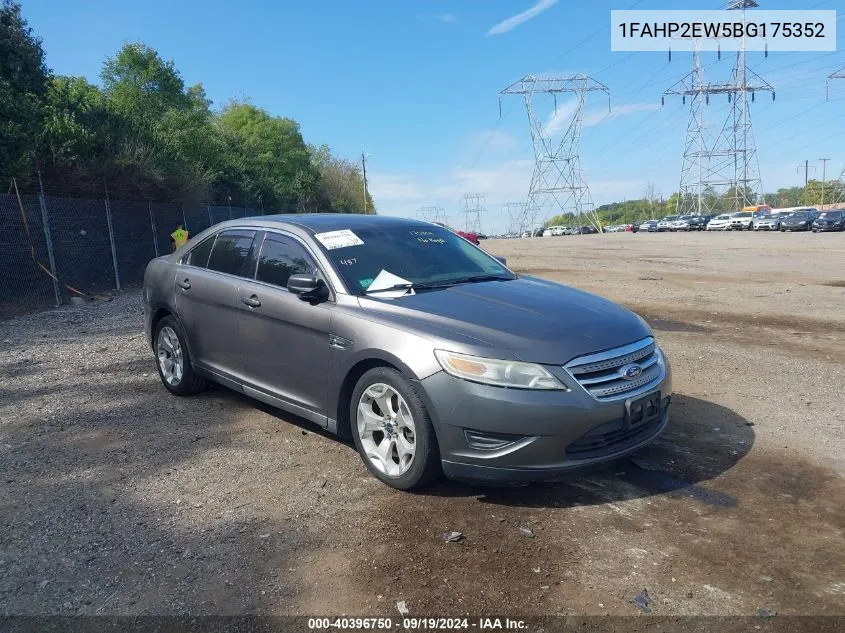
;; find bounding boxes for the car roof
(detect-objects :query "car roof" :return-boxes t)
[254,213,429,233]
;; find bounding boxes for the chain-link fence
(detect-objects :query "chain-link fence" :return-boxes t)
[0,191,270,318]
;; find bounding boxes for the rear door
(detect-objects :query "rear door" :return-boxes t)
[236,231,333,416]
[175,229,257,380]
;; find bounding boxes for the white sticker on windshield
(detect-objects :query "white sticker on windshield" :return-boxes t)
[314,229,364,250]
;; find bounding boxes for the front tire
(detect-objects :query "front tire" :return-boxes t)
[154,316,207,396]
[350,367,441,490]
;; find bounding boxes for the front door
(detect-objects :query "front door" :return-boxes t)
[236,232,333,416]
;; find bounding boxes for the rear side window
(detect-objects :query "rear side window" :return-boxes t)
[255,234,317,289]
[185,236,215,268]
[206,230,257,276]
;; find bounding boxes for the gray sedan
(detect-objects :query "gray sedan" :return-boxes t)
[143,215,672,489]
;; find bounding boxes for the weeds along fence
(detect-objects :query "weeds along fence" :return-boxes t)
[0,191,283,317]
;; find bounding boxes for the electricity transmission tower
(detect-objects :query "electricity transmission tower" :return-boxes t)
[828,67,845,202]
[503,202,524,235]
[500,74,609,233]
[826,65,845,101]
[664,0,773,215]
[463,194,485,234]
[416,206,447,224]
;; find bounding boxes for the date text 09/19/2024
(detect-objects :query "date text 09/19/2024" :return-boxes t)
[307,617,527,630]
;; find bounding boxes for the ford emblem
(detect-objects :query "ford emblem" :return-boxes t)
[620,363,642,380]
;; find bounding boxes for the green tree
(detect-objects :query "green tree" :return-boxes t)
[0,0,49,180]
[101,43,191,130]
[308,144,375,214]
[217,101,318,209]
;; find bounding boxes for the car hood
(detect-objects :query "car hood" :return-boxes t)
[356,277,651,364]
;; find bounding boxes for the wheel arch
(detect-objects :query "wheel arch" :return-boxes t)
[334,345,436,440]
[150,306,173,348]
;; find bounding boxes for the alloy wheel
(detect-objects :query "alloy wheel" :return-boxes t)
[157,326,184,386]
[356,383,416,477]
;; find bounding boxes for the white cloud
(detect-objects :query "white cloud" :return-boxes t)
[582,102,660,127]
[434,13,458,24]
[367,172,426,202]
[418,13,458,24]
[434,160,535,203]
[543,99,579,136]
[543,101,658,136]
[472,129,520,153]
[487,0,559,36]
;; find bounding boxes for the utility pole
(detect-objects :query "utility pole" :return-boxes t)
[499,74,609,233]
[797,161,816,204]
[828,69,845,202]
[361,149,369,214]
[819,158,831,207]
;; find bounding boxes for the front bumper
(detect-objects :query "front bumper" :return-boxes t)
[783,224,809,231]
[417,356,673,484]
[813,224,842,231]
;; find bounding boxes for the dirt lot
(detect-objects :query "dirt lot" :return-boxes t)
[1,231,844,618]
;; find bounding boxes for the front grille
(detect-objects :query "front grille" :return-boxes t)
[565,402,667,459]
[565,338,663,401]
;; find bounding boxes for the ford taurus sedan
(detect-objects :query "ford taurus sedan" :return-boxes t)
[143,215,672,490]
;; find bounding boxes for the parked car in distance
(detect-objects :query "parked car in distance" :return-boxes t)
[753,212,783,231]
[687,215,711,231]
[812,210,844,232]
[434,222,480,245]
[671,215,696,231]
[727,211,754,231]
[706,214,732,231]
[142,214,672,489]
[638,220,658,232]
[657,216,678,231]
[781,209,818,232]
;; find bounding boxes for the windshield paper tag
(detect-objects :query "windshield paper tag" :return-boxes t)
[314,229,364,250]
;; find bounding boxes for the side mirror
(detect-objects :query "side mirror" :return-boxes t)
[493,255,508,266]
[287,273,328,300]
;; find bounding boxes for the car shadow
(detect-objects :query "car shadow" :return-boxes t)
[416,394,753,509]
[209,386,753,510]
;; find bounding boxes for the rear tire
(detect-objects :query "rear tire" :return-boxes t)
[350,367,441,490]
[153,316,207,396]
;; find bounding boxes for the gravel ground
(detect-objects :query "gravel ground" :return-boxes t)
[1,230,844,617]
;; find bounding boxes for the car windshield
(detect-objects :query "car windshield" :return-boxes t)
[319,224,515,295]
[662,216,678,221]
[734,212,752,218]
[714,215,730,220]
[819,212,842,219]
[788,212,808,218]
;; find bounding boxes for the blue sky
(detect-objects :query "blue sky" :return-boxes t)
[21,0,845,233]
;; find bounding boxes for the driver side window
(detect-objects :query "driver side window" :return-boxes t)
[255,234,318,289]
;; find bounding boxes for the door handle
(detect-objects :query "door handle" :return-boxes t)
[241,295,261,308]
[178,279,191,290]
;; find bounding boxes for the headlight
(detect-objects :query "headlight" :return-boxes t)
[434,350,568,390]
